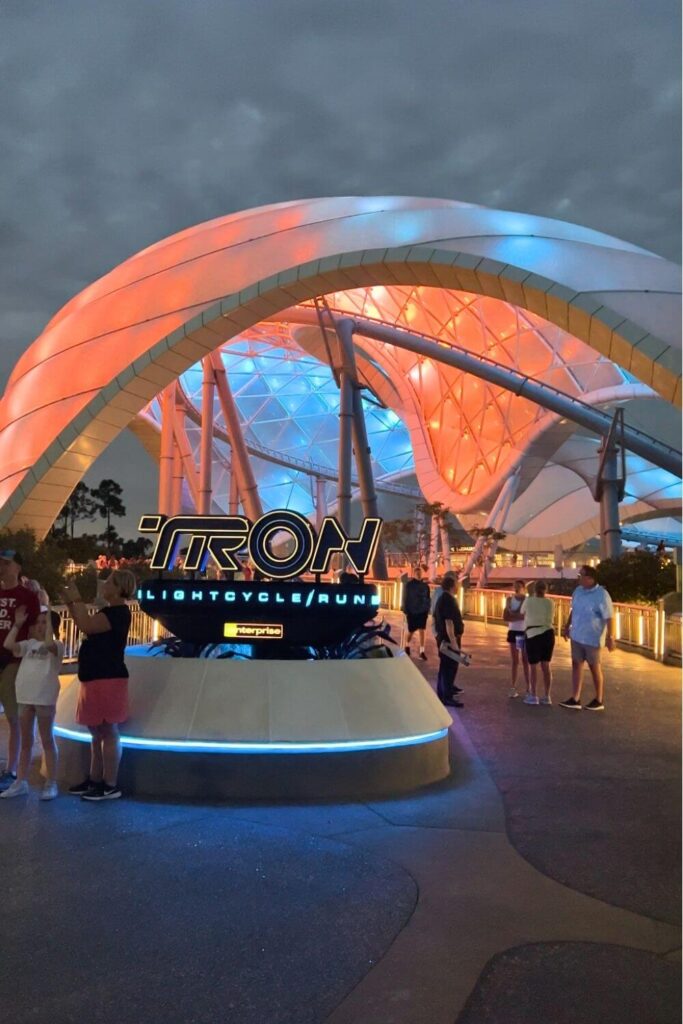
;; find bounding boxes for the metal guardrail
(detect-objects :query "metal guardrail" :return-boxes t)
[54,584,681,666]
[373,583,681,665]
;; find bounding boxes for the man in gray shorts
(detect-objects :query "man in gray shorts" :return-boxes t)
[559,565,615,711]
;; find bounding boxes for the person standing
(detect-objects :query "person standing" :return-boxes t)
[503,579,530,698]
[402,565,432,661]
[559,565,614,711]
[0,550,41,790]
[62,569,136,800]
[433,576,464,708]
[0,608,63,800]
[521,581,555,706]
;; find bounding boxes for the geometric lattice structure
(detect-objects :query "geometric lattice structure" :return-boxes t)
[0,195,679,544]
[150,330,413,516]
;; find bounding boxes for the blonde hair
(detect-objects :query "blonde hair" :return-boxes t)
[109,569,137,600]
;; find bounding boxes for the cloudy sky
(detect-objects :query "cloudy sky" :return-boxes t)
[1,0,680,535]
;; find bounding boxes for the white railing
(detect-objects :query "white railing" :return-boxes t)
[372,583,681,664]
[54,586,681,666]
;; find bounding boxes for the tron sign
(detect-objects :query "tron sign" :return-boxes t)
[138,510,383,579]
[137,579,381,648]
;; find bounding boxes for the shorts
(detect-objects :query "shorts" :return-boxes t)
[570,641,601,666]
[406,612,428,632]
[526,629,555,665]
[507,630,525,645]
[18,703,56,719]
[76,678,129,728]
[0,662,20,717]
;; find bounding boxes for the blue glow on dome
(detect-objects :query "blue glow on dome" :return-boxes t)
[181,339,414,515]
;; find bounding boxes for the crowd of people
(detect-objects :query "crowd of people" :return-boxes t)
[402,564,615,712]
[0,548,136,803]
[0,546,618,803]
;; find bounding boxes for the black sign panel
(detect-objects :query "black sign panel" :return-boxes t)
[137,579,380,649]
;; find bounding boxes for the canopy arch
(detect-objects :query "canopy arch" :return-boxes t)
[0,196,679,535]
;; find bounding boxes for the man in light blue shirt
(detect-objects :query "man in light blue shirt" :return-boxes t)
[559,565,615,712]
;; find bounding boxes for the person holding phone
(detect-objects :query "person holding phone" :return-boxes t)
[62,569,136,801]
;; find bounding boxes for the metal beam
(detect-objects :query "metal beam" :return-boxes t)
[337,369,354,533]
[158,384,175,515]
[335,317,389,578]
[293,312,682,478]
[198,357,215,514]
[209,352,263,521]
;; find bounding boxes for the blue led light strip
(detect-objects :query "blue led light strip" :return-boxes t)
[53,725,448,755]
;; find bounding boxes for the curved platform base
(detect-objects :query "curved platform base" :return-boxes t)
[57,733,450,800]
[56,654,451,800]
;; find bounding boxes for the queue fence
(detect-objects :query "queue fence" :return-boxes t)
[373,583,681,665]
[53,582,681,666]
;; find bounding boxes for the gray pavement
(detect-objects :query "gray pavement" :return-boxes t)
[0,619,679,1023]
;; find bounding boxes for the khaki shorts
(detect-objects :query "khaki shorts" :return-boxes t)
[0,662,20,717]
[17,703,56,719]
[570,640,602,666]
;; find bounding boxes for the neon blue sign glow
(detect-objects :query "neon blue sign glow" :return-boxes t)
[54,725,448,755]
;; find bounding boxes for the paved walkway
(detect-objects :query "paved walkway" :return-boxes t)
[0,621,679,1023]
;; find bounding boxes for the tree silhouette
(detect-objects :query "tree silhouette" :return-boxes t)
[56,482,96,538]
[90,479,126,550]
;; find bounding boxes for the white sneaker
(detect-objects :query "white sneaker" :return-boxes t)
[0,778,29,798]
[40,782,58,801]
[540,696,552,705]
[508,688,519,698]
[523,693,539,705]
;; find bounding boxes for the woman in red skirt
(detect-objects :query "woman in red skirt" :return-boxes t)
[62,569,136,801]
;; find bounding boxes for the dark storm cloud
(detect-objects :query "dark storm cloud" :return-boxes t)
[0,0,679,529]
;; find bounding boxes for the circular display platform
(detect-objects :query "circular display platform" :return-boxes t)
[56,653,451,800]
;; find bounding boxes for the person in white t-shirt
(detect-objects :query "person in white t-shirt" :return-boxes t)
[503,580,530,698]
[0,607,64,800]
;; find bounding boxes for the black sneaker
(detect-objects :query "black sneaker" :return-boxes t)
[404,646,411,656]
[419,651,427,661]
[559,697,582,710]
[0,770,17,791]
[584,699,605,711]
[443,699,464,708]
[82,782,122,802]
[68,777,93,796]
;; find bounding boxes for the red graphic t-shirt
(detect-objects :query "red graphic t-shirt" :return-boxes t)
[0,586,41,666]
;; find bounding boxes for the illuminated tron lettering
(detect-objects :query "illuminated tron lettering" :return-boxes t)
[309,517,383,575]
[343,517,383,576]
[140,514,250,571]
[185,534,208,572]
[308,518,346,574]
[248,510,315,579]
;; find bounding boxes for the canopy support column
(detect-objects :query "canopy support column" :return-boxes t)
[210,352,262,521]
[198,357,215,514]
[158,384,175,516]
[594,409,625,561]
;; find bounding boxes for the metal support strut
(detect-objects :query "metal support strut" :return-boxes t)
[210,351,263,522]
[594,409,626,561]
[334,317,389,578]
